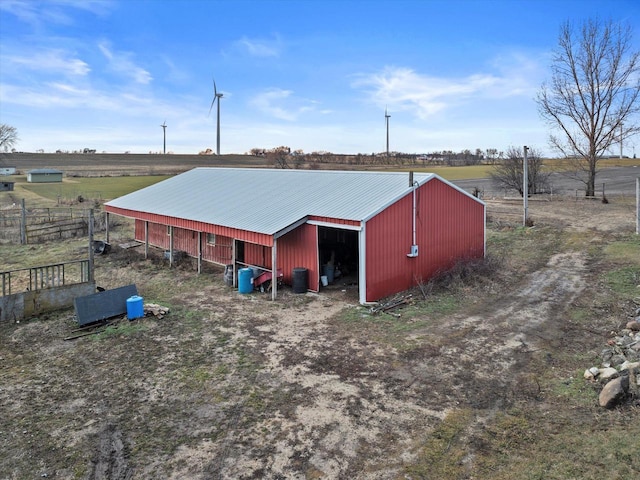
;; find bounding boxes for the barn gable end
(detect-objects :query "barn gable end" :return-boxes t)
[364,176,485,302]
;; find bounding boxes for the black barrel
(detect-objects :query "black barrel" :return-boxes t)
[292,267,308,294]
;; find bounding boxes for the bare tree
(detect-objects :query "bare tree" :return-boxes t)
[491,146,550,196]
[537,19,640,196]
[266,146,291,168]
[0,124,19,152]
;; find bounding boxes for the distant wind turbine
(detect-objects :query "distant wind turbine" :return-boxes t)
[160,120,167,154]
[385,107,391,158]
[208,79,223,155]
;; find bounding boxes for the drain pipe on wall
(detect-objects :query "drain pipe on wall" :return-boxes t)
[407,172,419,258]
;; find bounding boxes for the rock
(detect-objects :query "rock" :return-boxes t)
[626,321,640,331]
[610,354,626,367]
[598,367,619,382]
[599,375,629,409]
[584,368,597,380]
[620,335,636,346]
[620,361,640,372]
[626,350,639,362]
[601,347,614,358]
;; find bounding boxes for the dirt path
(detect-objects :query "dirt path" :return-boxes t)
[2,197,634,479]
[154,249,590,478]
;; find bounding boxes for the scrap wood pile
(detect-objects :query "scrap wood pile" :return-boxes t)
[370,294,413,317]
[143,303,170,319]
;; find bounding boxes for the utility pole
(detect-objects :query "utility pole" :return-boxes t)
[620,123,623,159]
[385,108,390,159]
[523,146,529,226]
[161,121,167,154]
[636,177,639,235]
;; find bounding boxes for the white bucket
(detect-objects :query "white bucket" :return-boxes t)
[321,275,328,287]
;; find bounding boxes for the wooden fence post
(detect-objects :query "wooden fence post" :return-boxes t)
[20,199,26,245]
[88,209,95,282]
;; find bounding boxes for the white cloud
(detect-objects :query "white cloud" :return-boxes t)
[1,49,90,76]
[352,63,539,119]
[161,55,190,84]
[249,88,316,121]
[98,42,152,85]
[0,0,111,26]
[235,36,281,57]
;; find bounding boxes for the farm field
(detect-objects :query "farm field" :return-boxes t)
[1,156,637,208]
[1,177,639,478]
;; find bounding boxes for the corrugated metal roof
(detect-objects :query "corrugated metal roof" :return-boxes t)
[105,168,437,236]
[28,169,63,174]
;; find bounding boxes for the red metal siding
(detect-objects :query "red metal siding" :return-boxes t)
[244,243,272,269]
[239,224,319,291]
[134,220,232,265]
[365,178,484,302]
[109,206,272,246]
[202,235,233,265]
[278,223,319,291]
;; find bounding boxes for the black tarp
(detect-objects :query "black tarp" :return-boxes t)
[74,284,138,326]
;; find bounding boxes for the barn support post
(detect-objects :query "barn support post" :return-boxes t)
[232,239,237,288]
[197,232,202,274]
[358,222,366,304]
[144,221,149,259]
[271,238,277,301]
[169,226,174,267]
[105,212,110,243]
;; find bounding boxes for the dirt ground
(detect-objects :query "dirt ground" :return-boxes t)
[1,196,638,479]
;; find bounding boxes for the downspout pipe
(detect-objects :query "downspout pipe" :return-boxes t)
[407,172,419,257]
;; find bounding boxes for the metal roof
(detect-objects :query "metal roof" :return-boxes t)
[28,169,63,174]
[106,168,441,236]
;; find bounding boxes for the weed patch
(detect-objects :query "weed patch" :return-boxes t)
[606,266,640,297]
[404,409,473,479]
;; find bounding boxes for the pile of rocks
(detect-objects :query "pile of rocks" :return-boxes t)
[584,313,640,409]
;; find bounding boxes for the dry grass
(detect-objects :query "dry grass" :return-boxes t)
[1,184,639,479]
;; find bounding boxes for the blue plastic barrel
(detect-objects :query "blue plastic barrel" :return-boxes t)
[126,295,144,320]
[238,267,253,294]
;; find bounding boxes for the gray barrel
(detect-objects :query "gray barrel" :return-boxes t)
[223,264,234,286]
[292,267,308,294]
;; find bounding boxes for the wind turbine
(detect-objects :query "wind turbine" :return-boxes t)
[208,79,223,155]
[160,120,167,154]
[385,107,391,158]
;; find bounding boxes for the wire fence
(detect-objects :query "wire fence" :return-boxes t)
[0,203,108,244]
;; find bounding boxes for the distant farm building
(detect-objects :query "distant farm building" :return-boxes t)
[0,181,14,191]
[105,168,485,304]
[0,167,17,175]
[27,169,63,183]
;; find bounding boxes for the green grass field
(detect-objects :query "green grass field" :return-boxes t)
[14,175,169,203]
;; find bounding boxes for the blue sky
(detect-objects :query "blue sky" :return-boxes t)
[1,0,638,156]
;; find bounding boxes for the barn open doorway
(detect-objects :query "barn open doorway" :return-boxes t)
[317,226,359,289]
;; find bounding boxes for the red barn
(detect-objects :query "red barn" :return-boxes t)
[104,168,485,304]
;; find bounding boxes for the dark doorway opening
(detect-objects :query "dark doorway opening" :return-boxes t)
[317,227,359,288]
[235,240,245,263]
